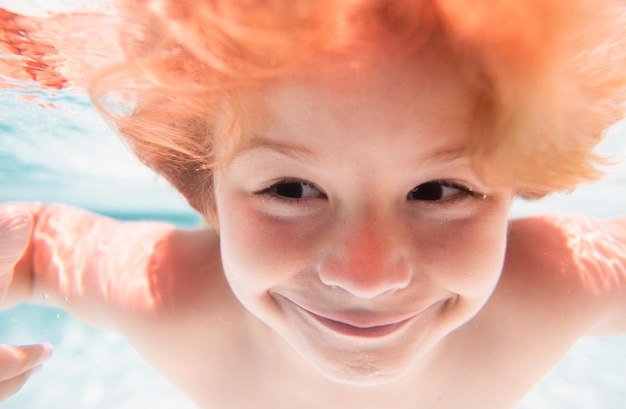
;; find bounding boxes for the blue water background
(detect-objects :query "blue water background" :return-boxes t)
[0,86,625,408]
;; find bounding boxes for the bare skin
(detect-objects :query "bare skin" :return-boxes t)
[1,47,625,408]
[2,206,625,408]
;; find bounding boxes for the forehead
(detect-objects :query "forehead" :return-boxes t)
[226,44,478,160]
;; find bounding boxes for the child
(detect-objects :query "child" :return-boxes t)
[1,0,626,407]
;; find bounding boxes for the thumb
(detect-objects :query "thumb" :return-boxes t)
[0,206,34,298]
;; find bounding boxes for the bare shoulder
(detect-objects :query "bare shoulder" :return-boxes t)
[25,204,252,385]
[29,204,230,330]
[141,223,227,316]
[496,214,626,336]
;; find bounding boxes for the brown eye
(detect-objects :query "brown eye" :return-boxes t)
[263,180,326,200]
[408,181,469,201]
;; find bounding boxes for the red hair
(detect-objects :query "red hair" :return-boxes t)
[2,1,624,212]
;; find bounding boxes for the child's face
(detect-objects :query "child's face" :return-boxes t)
[212,47,515,385]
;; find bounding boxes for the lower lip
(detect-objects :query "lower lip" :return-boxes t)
[303,309,414,339]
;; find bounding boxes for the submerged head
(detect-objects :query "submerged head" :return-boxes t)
[211,42,515,384]
[88,0,626,385]
[92,0,626,214]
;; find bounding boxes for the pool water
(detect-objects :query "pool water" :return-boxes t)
[1,71,626,409]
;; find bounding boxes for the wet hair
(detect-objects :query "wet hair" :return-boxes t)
[89,0,626,213]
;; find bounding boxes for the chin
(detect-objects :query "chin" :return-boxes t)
[313,356,412,388]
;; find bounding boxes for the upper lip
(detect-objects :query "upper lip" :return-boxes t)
[279,295,437,328]
[305,308,417,328]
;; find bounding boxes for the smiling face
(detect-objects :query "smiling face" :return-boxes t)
[211,46,514,386]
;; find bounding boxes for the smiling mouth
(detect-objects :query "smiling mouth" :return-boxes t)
[300,308,416,339]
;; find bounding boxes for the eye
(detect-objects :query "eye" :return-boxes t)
[259,179,327,201]
[408,181,482,202]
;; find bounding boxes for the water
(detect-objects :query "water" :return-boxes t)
[0,1,624,404]
[1,85,625,409]
[0,88,200,408]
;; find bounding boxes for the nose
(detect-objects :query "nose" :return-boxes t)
[317,214,412,299]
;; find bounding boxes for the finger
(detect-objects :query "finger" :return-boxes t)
[0,206,34,298]
[0,207,34,273]
[0,363,43,403]
[0,344,52,383]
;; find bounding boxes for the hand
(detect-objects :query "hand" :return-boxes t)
[0,344,52,403]
[0,204,33,302]
[0,205,52,402]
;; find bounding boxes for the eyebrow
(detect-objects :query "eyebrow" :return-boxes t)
[236,136,468,167]
[236,136,318,163]
[420,147,468,166]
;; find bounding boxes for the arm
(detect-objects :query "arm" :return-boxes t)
[10,203,220,331]
[575,216,626,336]
[0,202,222,402]
[506,214,626,337]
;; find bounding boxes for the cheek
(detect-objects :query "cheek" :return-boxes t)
[217,201,312,293]
[420,215,509,298]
